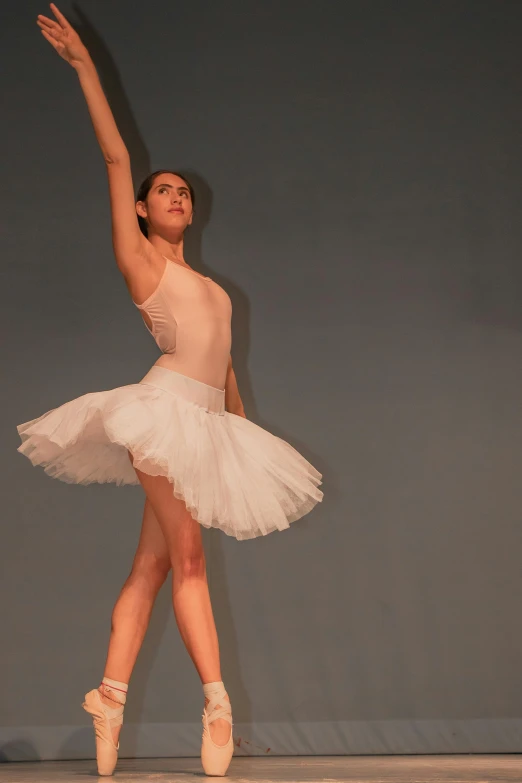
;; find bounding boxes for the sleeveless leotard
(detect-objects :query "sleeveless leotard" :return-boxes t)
[133,258,232,390]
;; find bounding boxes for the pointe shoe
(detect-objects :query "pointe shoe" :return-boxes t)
[201,683,234,776]
[82,687,125,776]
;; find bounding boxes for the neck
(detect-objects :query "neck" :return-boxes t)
[150,236,186,264]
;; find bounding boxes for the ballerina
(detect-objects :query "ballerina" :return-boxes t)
[19,3,323,777]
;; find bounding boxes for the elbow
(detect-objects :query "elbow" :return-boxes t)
[105,148,130,166]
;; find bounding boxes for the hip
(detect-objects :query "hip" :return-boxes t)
[139,364,226,416]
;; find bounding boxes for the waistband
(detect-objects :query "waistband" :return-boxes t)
[139,366,225,415]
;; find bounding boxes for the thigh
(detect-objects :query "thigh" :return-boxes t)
[128,451,203,563]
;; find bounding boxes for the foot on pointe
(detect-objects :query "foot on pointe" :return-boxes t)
[201,681,234,777]
[82,682,127,777]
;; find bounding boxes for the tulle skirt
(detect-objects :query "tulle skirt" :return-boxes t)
[16,366,323,540]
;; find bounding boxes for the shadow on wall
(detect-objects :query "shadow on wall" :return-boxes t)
[0,741,39,763]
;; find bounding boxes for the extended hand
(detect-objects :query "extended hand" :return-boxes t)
[37,3,88,67]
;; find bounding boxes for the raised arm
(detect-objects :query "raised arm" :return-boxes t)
[37,4,150,280]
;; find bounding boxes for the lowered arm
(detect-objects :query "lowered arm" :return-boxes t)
[224,356,246,417]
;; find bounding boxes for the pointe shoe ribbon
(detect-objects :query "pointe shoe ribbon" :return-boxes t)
[201,682,234,777]
[82,687,125,776]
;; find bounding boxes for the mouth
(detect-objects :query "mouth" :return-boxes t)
[168,208,184,214]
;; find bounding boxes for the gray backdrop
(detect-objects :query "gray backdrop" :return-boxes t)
[2,0,522,762]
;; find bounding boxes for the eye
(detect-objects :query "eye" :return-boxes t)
[158,187,168,194]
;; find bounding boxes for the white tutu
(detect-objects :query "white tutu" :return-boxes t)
[17,366,323,540]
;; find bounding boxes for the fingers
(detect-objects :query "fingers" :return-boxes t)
[37,16,61,34]
[37,18,62,40]
[39,27,62,51]
[37,15,58,29]
[49,3,71,29]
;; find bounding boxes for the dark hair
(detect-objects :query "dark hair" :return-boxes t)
[136,169,196,237]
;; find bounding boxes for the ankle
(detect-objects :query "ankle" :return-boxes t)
[203,680,224,698]
[204,692,230,706]
[202,681,232,719]
[99,677,128,706]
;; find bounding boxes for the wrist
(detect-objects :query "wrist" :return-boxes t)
[73,52,95,74]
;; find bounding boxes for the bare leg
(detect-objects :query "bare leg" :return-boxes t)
[103,498,170,681]
[134,466,231,746]
[98,497,171,743]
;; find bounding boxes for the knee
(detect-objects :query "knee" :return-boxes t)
[175,550,206,583]
[130,552,171,591]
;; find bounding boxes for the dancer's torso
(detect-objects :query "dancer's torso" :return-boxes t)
[133,259,232,390]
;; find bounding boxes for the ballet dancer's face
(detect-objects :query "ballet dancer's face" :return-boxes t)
[136,173,193,237]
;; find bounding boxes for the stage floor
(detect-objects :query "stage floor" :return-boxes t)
[0,755,521,782]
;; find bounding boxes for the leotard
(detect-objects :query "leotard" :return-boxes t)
[133,257,232,390]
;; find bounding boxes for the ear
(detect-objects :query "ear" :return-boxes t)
[188,209,194,226]
[136,200,147,219]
